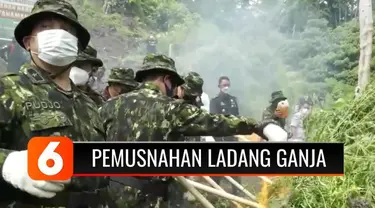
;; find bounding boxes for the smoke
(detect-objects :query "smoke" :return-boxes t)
[170,3,294,118]
[86,0,312,118]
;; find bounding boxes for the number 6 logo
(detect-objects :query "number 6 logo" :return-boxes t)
[28,137,73,180]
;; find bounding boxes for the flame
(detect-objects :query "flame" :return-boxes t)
[259,178,269,208]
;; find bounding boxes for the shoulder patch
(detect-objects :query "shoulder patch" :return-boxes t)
[25,68,48,84]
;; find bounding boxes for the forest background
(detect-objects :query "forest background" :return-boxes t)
[72,0,372,118]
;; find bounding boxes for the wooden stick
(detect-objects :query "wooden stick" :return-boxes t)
[235,135,250,142]
[202,176,244,208]
[234,136,275,184]
[175,176,215,208]
[258,176,273,184]
[186,178,262,208]
[224,176,257,200]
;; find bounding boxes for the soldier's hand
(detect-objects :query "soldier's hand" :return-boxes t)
[2,150,70,198]
[254,119,278,141]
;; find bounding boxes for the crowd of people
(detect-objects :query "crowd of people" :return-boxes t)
[0,0,313,207]
[0,38,29,73]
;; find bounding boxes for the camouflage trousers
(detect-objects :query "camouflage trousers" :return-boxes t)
[109,185,168,208]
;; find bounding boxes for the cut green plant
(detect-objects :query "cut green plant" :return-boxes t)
[269,82,375,208]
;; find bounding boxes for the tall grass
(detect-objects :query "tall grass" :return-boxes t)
[271,83,375,208]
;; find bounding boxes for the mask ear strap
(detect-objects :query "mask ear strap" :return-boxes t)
[49,63,73,79]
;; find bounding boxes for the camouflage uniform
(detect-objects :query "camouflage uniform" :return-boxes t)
[99,54,272,208]
[103,67,139,100]
[168,72,205,208]
[82,86,106,106]
[146,35,157,53]
[74,45,106,106]
[262,91,287,129]
[181,72,204,107]
[0,0,112,207]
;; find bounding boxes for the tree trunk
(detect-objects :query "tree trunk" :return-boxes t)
[357,0,373,97]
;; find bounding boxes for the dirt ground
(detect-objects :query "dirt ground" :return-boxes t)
[89,26,144,67]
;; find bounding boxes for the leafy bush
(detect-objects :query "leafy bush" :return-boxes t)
[271,82,375,208]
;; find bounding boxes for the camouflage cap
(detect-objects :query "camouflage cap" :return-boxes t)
[108,67,139,87]
[135,54,184,86]
[182,72,204,96]
[14,0,90,50]
[74,45,103,67]
[270,90,287,103]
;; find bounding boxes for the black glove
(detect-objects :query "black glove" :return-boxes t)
[254,119,278,141]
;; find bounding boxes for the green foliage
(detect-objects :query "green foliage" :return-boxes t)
[281,15,375,103]
[72,0,373,108]
[72,0,139,37]
[273,81,375,208]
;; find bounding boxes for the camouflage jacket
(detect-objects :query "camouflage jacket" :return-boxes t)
[78,85,106,106]
[99,82,259,142]
[0,64,110,207]
[103,86,110,101]
[262,106,286,129]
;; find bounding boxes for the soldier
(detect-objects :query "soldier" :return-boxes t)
[209,76,241,195]
[0,0,111,207]
[103,67,139,100]
[70,44,106,106]
[146,34,157,53]
[168,71,204,208]
[262,91,289,129]
[99,54,276,208]
[180,72,204,107]
[210,76,239,116]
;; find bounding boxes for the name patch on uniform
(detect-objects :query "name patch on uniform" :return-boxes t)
[25,100,62,110]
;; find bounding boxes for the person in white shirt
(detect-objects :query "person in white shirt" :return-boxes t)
[200,92,210,112]
[290,103,311,141]
[200,92,215,142]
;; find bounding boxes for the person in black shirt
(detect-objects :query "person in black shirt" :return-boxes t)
[209,76,241,195]
[146,35,157,53]
[210,76,239,116]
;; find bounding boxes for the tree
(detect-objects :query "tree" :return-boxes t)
[357,0,373,97]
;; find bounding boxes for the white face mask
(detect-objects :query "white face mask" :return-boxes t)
[34,29,78,66]
[221,86,230,94]
[69,67,89,86]
[301,108,310,115]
